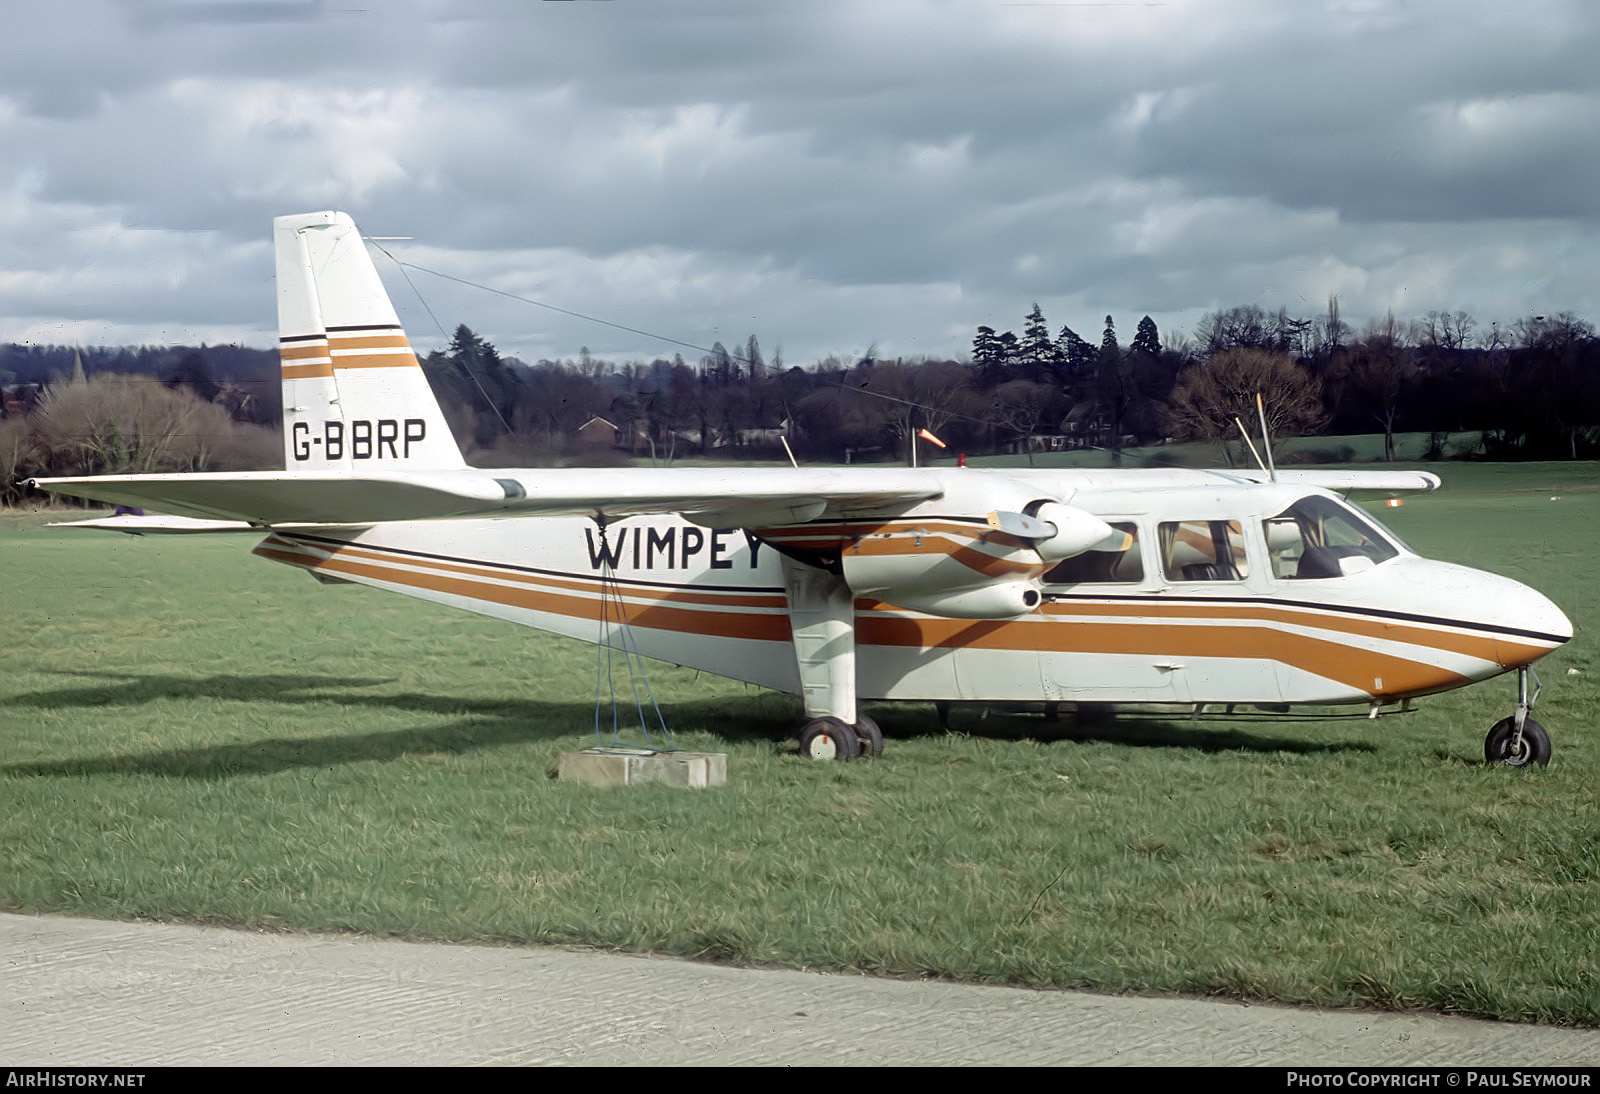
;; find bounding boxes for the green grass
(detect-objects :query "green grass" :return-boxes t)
[2,461,1597,1025]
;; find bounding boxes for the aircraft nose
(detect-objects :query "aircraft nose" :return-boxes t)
[1495,579,1572,667]
[1522,584,1572,641]
[1406,559,1571,668]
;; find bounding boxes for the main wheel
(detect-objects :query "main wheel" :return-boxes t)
[1484,717,1552,768]
[798,717,861,761]
[853,713,884,757]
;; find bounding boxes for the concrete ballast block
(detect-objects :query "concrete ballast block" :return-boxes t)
[558,748,727,789]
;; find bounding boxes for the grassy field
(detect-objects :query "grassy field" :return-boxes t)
[2,461,1596,1025]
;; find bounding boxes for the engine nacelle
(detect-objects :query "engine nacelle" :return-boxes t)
[884,581,1043,619]
[767,474,1112,620]
[840,514,1048,614]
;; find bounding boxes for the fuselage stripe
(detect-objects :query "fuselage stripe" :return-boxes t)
[252,543,793,643]
[1044,592,1567,645]
[252,533,1514,700]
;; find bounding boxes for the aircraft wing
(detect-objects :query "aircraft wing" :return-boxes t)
[28,467,946,527]
[1230,469,1442,492]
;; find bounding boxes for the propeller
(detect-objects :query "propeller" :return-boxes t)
[987,502,1119,563]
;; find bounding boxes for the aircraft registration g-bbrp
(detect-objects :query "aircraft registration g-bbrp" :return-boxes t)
[32,211,1574,766]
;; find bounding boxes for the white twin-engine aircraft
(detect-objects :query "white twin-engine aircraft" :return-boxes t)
[34,211,1573,766]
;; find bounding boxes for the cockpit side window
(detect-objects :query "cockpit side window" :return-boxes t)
[1264,496,1400,579]
[1043,522,1143,584]
[1159,520,1249,581]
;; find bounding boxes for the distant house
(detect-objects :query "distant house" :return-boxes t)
[734,426,789,447]
[1,387,27,419]
[1026,433,1075,453]
[575,416,620,452]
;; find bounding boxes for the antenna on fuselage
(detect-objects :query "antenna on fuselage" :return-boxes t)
[1234,416,1268,474]
[1256,392,1278,483]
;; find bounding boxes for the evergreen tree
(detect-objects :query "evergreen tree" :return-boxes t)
[1130,316,1160,360]
[995,330,1019,365]
[447,324,519,445]
[1100,315,1119,359]
[1056,325,1096,381]
[745,335,765,382]
[971,325,1000,365]
[166,349,220,403]
[1097,316,1131,462]
[1020,304,1055,366]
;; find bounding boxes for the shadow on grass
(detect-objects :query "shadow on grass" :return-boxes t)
[4,669,797,780]
[5,670,1372,778]
[876,705,1377,756]
[4,715,585,780]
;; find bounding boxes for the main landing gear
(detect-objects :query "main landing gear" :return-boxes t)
[780,554,885,761]
[1484,666,1551,768]
[797,714,883,761]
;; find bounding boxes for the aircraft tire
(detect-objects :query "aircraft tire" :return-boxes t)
[798,717,861,761]
[1483,717,1551,768]
[854,713,884,757]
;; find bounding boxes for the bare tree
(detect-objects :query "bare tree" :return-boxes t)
[1334,316,1410,461]
[0,416,39,505]
[1165,347,1327,463]
[990,379,1055,465]
[30,374,242,476]
[862,359,979,463]
[1195,305,1271,354]
[1415,310,1475,351]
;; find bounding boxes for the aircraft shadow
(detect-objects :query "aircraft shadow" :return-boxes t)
[876,706,1376,756]
[4,670,1368,779]
[2,669,794,781]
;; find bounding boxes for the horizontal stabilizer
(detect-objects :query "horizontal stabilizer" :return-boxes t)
[48,514,260,535]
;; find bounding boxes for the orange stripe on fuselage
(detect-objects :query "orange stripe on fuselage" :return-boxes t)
[254,539,791,641]
[318,541,788,610]
[856,612,1471,698]
[1039,597,1533,665]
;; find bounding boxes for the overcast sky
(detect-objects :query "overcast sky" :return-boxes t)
[4,0,1598,367]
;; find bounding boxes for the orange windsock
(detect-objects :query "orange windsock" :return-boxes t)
[917,428,946,448]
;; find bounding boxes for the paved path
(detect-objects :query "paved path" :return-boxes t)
[4,913,1597,1066]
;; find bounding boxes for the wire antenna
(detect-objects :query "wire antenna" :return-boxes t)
[367,237,514,436]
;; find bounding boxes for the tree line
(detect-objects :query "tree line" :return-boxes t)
[3,298,1598,504]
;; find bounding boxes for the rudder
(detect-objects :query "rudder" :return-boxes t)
[275,211,464,472]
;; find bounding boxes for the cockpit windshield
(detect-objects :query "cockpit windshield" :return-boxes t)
[1262,495,1401,580]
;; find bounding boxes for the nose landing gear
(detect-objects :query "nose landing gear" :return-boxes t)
[1484,666,1551,768]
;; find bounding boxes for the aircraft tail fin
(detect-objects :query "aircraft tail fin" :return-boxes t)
[275,211,465,472]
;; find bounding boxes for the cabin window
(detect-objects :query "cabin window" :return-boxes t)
[1159,520,1249,581]
[1264,496,1400,579]
[1043,522,1142,584]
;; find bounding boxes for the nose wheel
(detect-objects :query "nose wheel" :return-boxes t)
[1485,666,1551,768]
[1485,716,1551,767]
